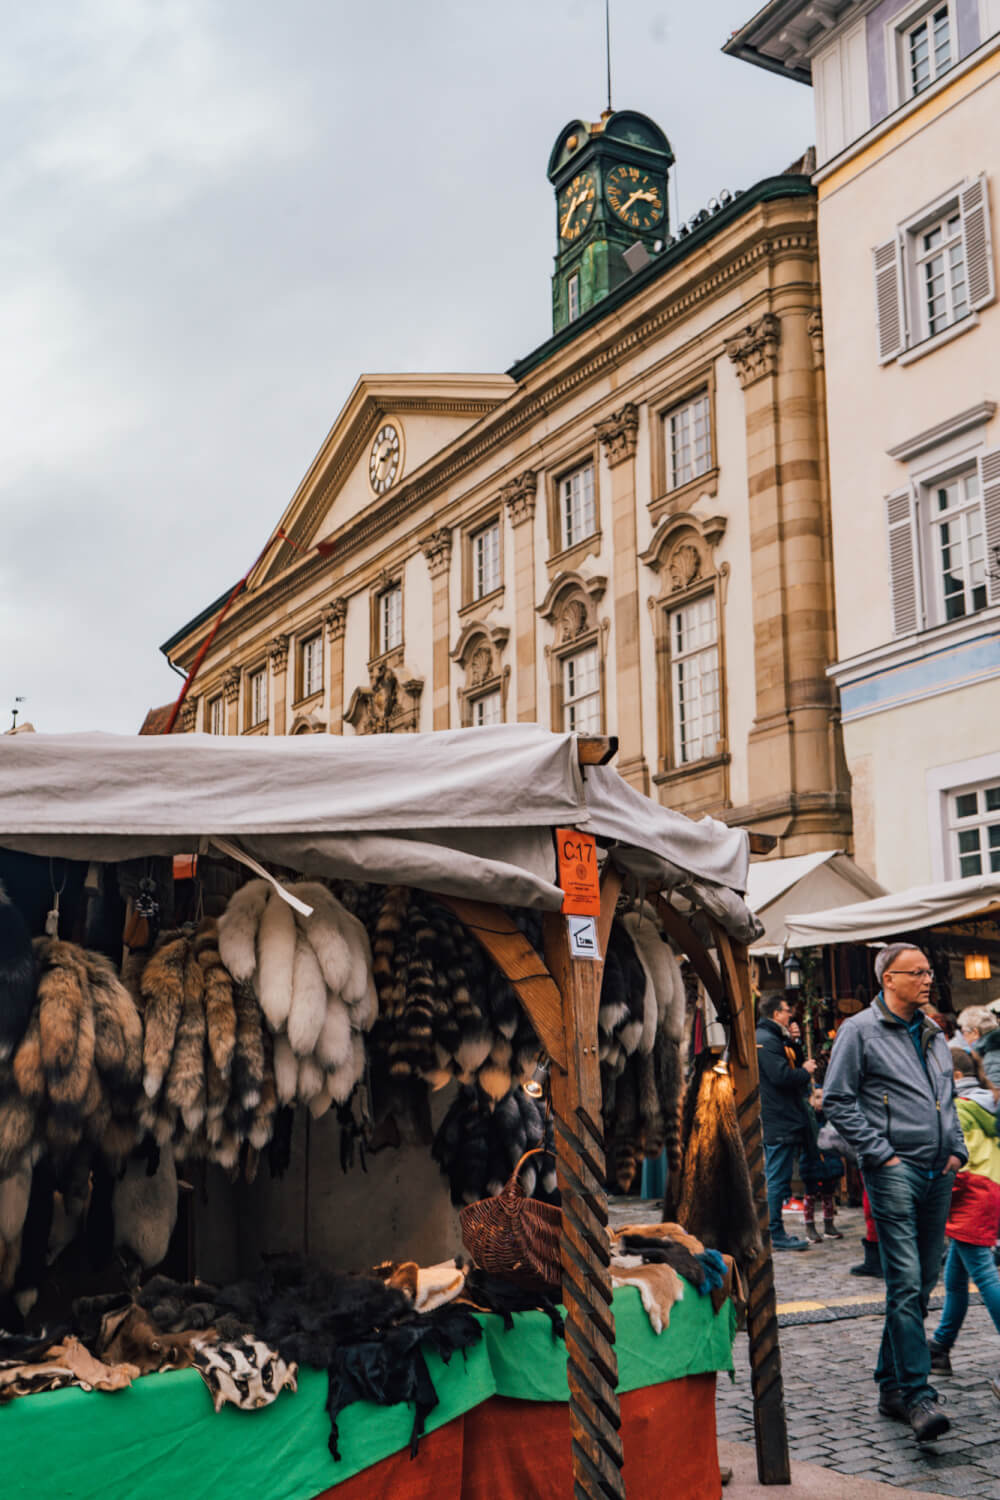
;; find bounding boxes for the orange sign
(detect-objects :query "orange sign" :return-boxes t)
[555,828,601,916]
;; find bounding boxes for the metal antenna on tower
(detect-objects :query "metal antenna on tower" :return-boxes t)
[605,0,613,113]
[10,696,26,730]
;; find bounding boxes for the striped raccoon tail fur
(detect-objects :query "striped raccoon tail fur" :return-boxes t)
[0,883,36,1063]
[194,921,237,1081]
[371,886,410,1016]
[140,933,187,1102]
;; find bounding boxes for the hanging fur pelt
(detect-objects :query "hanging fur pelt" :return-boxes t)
[0,883,35,1064]
[673,1054,762,1269]
[113,1146,178,1276]
[432,1083,555,1206]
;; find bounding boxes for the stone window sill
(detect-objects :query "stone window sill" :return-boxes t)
[897,314,980,367]
[653,750,730,787]
[459,585,505,619]
[649,466,719,523]
[546,531,603,578]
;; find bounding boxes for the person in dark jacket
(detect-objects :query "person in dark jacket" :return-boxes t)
[957,1006,1000,1089]
[756,993,816,1251]
[824,944,966,1445]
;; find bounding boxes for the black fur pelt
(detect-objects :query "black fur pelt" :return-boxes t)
[616,1233,706,1290]
[432,1084,555,1206]
[0,881,36,1063]
[460,1269,564,1339]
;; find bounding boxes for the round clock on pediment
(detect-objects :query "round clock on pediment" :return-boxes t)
[369,423,401,496]
[605,164,664,232]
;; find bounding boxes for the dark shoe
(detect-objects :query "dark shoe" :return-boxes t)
[822,1218,844,1240]
[850,1239,883,1278]
[928,1340,953,1375]
[878,1390,908,1422]
[907,1396,950,1443]
[804,1220,823,1244]
[771,1233,809,1252]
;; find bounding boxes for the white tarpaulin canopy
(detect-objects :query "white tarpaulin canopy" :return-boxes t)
[784,872,1000,948]
[0,726,757,936]
[746,850,885,954]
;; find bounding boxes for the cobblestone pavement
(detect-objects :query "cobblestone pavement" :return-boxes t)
[716,1208,1000,1498]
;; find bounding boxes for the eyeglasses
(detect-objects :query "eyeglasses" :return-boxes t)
[886,969,933,979]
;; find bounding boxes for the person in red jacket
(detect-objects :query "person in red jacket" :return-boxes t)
[927,1051,1000,1400]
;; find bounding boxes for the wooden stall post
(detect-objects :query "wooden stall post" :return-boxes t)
[712,923,791,1486]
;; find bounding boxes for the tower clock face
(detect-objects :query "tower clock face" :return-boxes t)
[369,424,401,496]
[605,165,664,232]
[559,171,597,242]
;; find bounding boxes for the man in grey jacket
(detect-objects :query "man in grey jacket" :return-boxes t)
[824,944,965,1444]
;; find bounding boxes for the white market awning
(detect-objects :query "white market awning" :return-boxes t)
[784,872,1000,948]
[0,726,758,938]
[746,850,885,954]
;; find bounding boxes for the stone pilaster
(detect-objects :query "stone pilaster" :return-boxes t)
[727,301,849,851]
[269,634,290,736]
[223,667,241,736]
[595,403,647,792]
[421,528,453,730]
[179,695,199,734]
[502,468,538,724]
[324,598,347,734]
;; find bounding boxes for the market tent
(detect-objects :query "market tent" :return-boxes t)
[746,850,885,954]
[0,726,756,936]
[784,871,1000,948]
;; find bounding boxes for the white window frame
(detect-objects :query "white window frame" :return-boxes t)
[887,0,956,110]
[558,462,597,550]
[561,646,601,733]
[379,585,403,654]
[667,594,721,766]
[472,520,501,600]
[948,779,1000,878]
[568,273,580,323]
[471,689,502,727]
[928,752,1000,879]
[664,391,712,492]
[208,695,224,736]
[927,468,987,624]
[901,2,955,98]
[249,668,268,728]
[913,205,969,340]
[301,633,324,698]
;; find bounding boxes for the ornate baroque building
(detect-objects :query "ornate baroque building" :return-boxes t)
[162,108,850,855]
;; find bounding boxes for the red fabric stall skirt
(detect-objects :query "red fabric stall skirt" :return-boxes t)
[314,1373,720,1500]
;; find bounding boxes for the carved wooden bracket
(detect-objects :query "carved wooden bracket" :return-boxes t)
[594,402,639,467]
[725,313,780,388]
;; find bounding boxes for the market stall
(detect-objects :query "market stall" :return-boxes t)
[0,725,791,1495]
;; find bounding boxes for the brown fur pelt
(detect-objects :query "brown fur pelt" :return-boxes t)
[139,933,187,1103]
[194,922,237,1081]
[673,1056,763,1268]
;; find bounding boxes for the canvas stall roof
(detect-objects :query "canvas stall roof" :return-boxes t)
[784,872,1000,948]
[0,726,757,937]
[746,851,886,954]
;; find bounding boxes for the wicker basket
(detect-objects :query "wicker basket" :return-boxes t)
[460,1148,562,1292]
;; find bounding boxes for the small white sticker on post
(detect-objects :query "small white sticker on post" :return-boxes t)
[567,914,601,961]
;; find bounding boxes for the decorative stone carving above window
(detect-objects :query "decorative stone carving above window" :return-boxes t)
[344,659,423,735]
[724,312,780,388]
[222,667,241,704]
[420,527,453,578]
[641,512,727,596]
[450,621,510,726]
[323,598,348,640]
[537,570,607,628]
[268,634,290,671]
[594,403,639,468]
[500,468,538,527]
[290,711,326,735]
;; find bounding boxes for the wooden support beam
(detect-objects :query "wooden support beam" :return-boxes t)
[436,897,568,1071]
[709,920,791,1486]
[543,910,625,1500]
[576,735,619,765]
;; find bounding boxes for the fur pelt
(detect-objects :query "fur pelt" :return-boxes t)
[140,934,186,1101]
[255,891,297,1031]
[0,884,35,1064]
[164,947,207,1133]
[216,879,270,983]
[0,1166,33,1292]
[622,909,685,1044]
[432,1083,554,1207]
[286,936,328,1058]
[674,1056,763,1268]
[112,1147,178,1273]
[194,923,237,1081]
[272,1034,299,1107]
[35,939,95,1113]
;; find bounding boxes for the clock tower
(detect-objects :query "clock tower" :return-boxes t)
[548,110,674,333]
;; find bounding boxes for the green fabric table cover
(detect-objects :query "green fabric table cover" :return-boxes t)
[4,1285,735,1500]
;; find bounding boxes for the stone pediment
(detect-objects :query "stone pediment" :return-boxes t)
[254,374,514,587]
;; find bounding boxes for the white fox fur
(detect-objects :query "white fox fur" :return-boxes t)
[314,993,352,1071]
[217,880,269,982]
[336,907,375,1008]
[290,884,353,995]
[624,909,685,1044]
[256,891,297,1031]
[296,1054,325,1104]
[347,974,378,1034]
[272,1034,299,1105]
[327,1029,366,1105]
[286,936,328,1057]
[308,1082,333,1119]
[113,1148,178,1269]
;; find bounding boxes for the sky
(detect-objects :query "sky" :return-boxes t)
[1,1,814,734]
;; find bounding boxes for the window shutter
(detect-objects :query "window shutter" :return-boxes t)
[873,236,906,362]
[980,447,1000,608]
[886,489,921,635]
[960,174,996,312]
